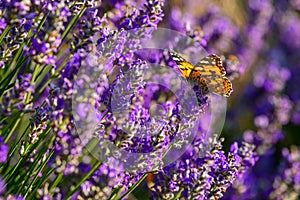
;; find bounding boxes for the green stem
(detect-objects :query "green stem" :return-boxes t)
[33,53,71,100]
[4,96,48,162]
[4,158,23,182]
[27,168,55,199]
[54,54,71,75]
[107,188,122,200]
[7,123,30,158]
[1,64,39,142]
[0,64,22,97]
[63,161,102,200]
[29,12,48,42]
[48,173,64,191]
[0,43,25,87]
[0,122,30,174]
[34,75,52,100]
[4,112,24,143]
[163,143,173,158]
[25,63,40,103]
[15,128,53,194]
[4,125,51,183]
[17,153,43,194]
[23,150,54,198]
[34,64,51,82]
[0,11,47,94]
[172,187,184,200]
[61,7,87,42]
[0,25,10,44]
[116,173,149,200]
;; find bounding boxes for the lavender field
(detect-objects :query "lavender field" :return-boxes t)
[0,0,300,199]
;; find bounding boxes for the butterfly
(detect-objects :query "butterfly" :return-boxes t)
[169,51,233,97]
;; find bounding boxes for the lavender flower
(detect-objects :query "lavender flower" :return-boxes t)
[269,146,300,200]
[2,0,300,199]
[0,137,8,163]
[49,52,84,175]
[0,74,34,128]
[148,136,257,199]
[111,0,165,30]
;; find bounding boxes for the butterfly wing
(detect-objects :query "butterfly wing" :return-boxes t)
[194,54,226,76]
[169,51,194,78]
[191,54,233,97]
[203,76,233,97]
[169,51,233,97]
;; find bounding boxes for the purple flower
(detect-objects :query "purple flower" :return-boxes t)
[253,62,291,93]
[112,0,165,30]
[148,136,257,199]
[269,147,300,199]
[0,74,34,125]
[0,137,8,163]
[0,18,7,34]
[291,0,300,10]
[4,0,300,199]
[279,11,300,50]
[31,38,48,54]
[168,7,194,32]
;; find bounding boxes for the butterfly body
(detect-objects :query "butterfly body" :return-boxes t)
[169,51,233,97]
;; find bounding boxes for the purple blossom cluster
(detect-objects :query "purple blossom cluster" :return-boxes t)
[149,136,257,199]
[0,136,8,163]
[0,0,300,199]
[269,146,300,199]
